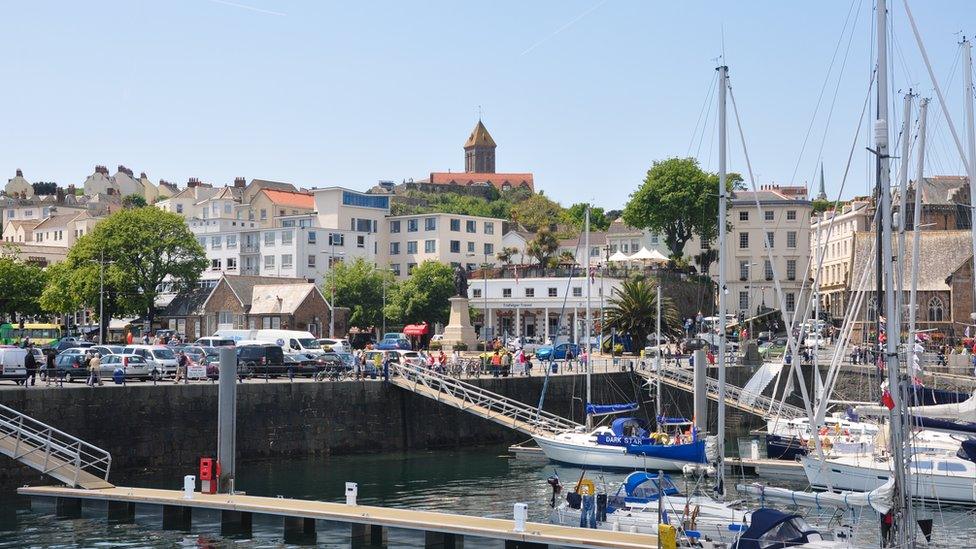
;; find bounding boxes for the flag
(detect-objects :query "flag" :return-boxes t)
[881,389,895,410]
[514,264,519,284]
[589,266,596,284]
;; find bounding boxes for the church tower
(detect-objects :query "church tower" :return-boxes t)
[464,120,496,173]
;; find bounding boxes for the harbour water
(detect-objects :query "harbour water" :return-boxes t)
[2,444,974,547]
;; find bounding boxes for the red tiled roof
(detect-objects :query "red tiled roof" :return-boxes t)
[260,189,314,209]
[428,172,534,191]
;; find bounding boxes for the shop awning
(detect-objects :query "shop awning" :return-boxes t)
[403,322,429,336]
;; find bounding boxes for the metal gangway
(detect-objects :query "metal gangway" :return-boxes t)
[638,364,806,421]
[0,403,113,490]
[388,362,583,437]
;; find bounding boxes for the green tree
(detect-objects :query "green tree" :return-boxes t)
[510,192,564,232]
[323,258,395,330]
[562,203,611,231]
[40,247,129,339]
[0,256,47,319]
[68,208,207,329]
[812,199,839,215]
[558,250,577,264]
[31,182,58,196]
[526,229,559,268]
[496,246,519,265]
[604,278,679,352]
[122,194,148,208]
[385,261,454,326]
[623,157,741,259]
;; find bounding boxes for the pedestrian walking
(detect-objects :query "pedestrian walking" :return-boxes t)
[24,345,37,387]
[87,352,103,386]
[44,351,54,386]
[175,351,188,383]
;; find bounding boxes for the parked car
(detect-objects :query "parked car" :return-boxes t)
[236,342,285,377]
[50,338,94,353]
[53,352,87,382]
[196,337,236,347]
[534,343,581,362]
[804,334,828,348]
[375,336,411,351]
[316,338,351,354]
[122,345,180,379]
[91,345,124,356]
[58,347,95,360]
[362,349,422,369]
[99,354,152,381]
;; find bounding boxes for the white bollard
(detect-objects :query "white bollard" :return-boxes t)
[513,503,527,532]
[345,482,358,505]
[183,475,196,499]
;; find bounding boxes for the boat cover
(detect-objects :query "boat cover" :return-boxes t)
[586,402,639,416]
[610,417,650,437]
[736,478,893,514]
[624,439,706,463]
[856,394,976,422]
[731,509,820,549]
[904,385,970,406]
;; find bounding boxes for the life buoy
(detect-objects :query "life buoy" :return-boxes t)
[577,479,596,496]
[652,432,670,445]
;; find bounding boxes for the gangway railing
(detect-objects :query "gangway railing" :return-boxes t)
[0,403,113,489]
[638,364,806,421]
[388,362,583,436]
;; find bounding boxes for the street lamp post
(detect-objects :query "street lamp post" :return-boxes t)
[87,251,113,344]
[325,236,345,338]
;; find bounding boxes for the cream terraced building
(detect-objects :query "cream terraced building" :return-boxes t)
[381,212,503,278]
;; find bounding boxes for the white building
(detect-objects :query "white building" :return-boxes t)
[810,198,873,319]
[381,212,503,277]
[723,187,813,319]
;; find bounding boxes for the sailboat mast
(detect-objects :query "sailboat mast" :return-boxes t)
[909,98,929,378]
[585,206,592,430]
[895,92,913,326]
[876,0,910,545]
[716,63,729,498]
[965,39,976,314]
[655,282,662,425]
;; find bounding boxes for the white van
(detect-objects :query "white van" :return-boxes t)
[214,329,323,356]
[0,347,27,382]
[122,344,179,379]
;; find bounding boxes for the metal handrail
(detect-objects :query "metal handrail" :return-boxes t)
[641,365,805,421]
[389,362,582,435]
[0,403,112,486]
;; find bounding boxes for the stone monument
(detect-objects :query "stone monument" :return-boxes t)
[442,266,478,351]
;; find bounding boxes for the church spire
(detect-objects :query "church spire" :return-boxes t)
[464,120,496,173]
[816,162,828,200]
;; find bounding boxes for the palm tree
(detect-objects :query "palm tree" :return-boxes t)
[604,278,679,352]
[558,250,577,264]
[526,229,559,268]
[496,246,519,266]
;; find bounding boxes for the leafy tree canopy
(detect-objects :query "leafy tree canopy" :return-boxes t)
[0,255,47,318]
[385,261,454,326]
[510,192,564,232]
[562,203,611,231]
[604,278,679,353]
[526,228,560,268]
[122,195,148,208]
[322,258,396,330]
[31,182,58,196]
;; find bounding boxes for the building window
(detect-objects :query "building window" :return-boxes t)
[329,233,344,246]
[765,232,774,248]
[484,222,494,235]
[525,288,535,297]
[450,219,460,231]
[739,232,749,249]
[357,235,365,248]
[739,291,749,311]
[466,220,476,233]
[211,258,222,270]
[764,210,774,221]
[260,209,267,221]
[282,254,293,268]
[407,241,418,254]
[282,230,293,245]
[739,211,749,221]
[467,241,475,253]
[308,231,316,244]
[227,258,237,270]
[473,288,482,298]
[407,262,417,273]
[785,292,796,312]
[390,220,401,233]
[227,235,237,249]
[391,263,401,276]
[424,217,437,231]
[466,263,477,271]
[390,242,400,255]
[502,288,512,298]
[787,259,797,281]
[786,210,796,221]
[342,191,389,209]
[176,204,183,214]
[425,240,436,253]
[650,234,659,244]
[548,287,558,297]
[787,231,797,248]
[264,232,275,246]
[739,260,750,281]
[264,255,275,269]
[450,240,460,253]
[764,260,773,280]
[407,219,419,232]
[572,287,582,297]
[308,255,316,268]
[928,296,946,322]
[484,243,494,255]
[209,236,222,249]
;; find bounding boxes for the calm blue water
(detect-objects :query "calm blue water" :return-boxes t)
[1,445,973,547]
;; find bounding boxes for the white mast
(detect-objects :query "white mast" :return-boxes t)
[585,206,593,430]
[655,282,662,425]
[895,92,914,329]
[909,98,929,379]
[876,1,910,545]
[966,39,976,314]
[716,63,729,497]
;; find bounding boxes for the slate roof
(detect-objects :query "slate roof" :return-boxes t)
[160,286,214,317]
[249,284,321,314]
[221,275,308,308]
[849,230,973,291]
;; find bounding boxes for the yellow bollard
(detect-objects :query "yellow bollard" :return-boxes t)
[658,523,676,549]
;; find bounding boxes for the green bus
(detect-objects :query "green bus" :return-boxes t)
[0,323,63,346]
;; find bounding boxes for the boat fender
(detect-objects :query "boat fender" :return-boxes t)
[576,479,595,496]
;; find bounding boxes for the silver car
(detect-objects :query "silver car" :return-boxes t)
[122,345,179,379]
[99,354,152,381]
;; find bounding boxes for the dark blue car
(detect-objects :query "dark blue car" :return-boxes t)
[534,342,580,361]
[375,337,411,351]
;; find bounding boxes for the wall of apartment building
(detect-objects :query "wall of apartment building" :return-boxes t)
[725,200,812,316]
[810,203,872,318]
[381,213,503,278]
[258,225,376,283]
[313,188,389,234]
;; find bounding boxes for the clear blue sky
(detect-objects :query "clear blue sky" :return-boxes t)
[2,1,973,209]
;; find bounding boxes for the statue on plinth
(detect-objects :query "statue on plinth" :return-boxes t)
[453,265,469,297]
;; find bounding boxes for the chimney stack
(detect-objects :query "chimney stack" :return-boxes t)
[140,172,148,179]
[15,169,22,177]
[95,165,109,175]
[117,165,133,177]
[234,177,246,188]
